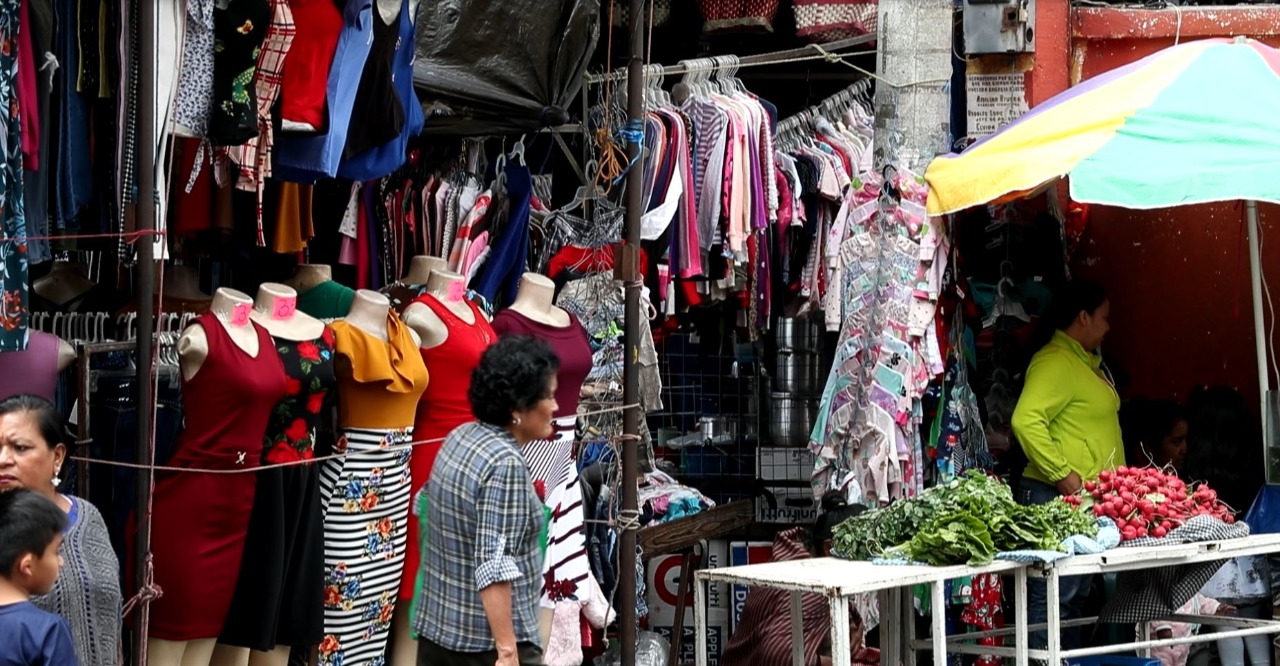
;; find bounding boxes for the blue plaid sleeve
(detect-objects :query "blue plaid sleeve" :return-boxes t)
[474,456,529,590]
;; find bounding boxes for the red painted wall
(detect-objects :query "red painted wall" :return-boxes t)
[1021,6,1280,406]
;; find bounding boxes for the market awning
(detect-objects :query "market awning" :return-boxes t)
[925,37,1280,215]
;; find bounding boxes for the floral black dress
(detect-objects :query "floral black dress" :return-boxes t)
[220,327,337,650]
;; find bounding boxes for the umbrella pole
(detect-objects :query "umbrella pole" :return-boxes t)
[1246,201,1274,466]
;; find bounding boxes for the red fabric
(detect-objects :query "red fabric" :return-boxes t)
[278,0,343,129]
[128,315,288,640]
[547,243,649,281]
[401,294,497,600]
[172,138,215,238]
[17,0,37,169]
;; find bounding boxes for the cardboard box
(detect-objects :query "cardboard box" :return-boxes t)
[757,447,817,482]
[728,541,774,632]
[652,608,730,666]
[755,485,819,525]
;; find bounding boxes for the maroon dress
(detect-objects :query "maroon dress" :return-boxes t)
[130,313,288,640]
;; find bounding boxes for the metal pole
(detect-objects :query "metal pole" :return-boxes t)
[133,0,158,658]
[1246,201,1272,472]
[619,0,646,661]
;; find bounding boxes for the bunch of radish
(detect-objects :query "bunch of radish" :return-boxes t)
[1061,465,1235,542]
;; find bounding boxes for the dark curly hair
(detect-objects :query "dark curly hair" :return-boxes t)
[469,335,561,427]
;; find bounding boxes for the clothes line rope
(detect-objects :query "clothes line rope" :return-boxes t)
[68,403,643,474]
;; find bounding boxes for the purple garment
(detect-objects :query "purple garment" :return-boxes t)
[0,330,60,402]
[272,0,375,183]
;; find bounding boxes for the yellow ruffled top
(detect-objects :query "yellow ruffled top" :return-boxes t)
[328,312,430,430]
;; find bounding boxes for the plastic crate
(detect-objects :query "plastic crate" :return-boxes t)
[1066,657,1159,666]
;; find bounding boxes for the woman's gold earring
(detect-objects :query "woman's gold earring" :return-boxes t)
[512,416,522,426]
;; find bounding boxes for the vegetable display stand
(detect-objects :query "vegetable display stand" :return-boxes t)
[692,557,1024,666]
[912,534,1280,666]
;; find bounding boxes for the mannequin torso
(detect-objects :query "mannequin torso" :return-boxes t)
[283,264,333,294]
[178,288,261,381]
[401,255,446,286]
[345,290,421,346]
[165,265,212,301]
[402,270,478,349]
[250,283,326,341]
[507,272,571,327]
[33,261,98,308]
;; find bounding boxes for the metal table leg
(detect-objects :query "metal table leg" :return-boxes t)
[1047,570,1062,666]
[1014,567,1029,666]
[695,575,707,666]
[832,596,853,666]
[931,582,947,666]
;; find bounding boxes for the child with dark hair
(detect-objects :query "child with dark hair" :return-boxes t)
[1119,398,1188,472]
[0,488,77,666]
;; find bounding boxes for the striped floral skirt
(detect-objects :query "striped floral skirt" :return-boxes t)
[317,428,413,666]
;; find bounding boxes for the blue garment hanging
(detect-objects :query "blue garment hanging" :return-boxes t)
[336,0,422,181]
[273,0,375,183]
[473,161,532,307]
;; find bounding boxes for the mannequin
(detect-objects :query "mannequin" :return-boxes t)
[507,273,570,327]
[0,331,76,403]
[492,272,600,653]
[165,264,213,301]
[288,264,356,320]
[392,271,498,666]
[401,255,446,286]
[401,270,476,349]
[214,283,332,666]
[383,255,447,313]
[141,287,288,666]
[32,260,98,309]
[282,263,333,293]
[321,291,428,666]
[248,283,325,340]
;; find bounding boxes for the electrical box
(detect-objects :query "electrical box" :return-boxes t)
[963,0,1036,55]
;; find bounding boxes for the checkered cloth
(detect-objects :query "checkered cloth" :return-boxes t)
[1099,515,1250,623]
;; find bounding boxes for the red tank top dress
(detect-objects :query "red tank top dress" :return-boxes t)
[400,294,495,599]
[130,314,288,640]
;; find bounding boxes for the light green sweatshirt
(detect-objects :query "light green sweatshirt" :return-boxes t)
[1012,330,1125,485]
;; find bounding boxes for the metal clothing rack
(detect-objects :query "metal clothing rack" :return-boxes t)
[72,339,182,499]
[583,34,876,85]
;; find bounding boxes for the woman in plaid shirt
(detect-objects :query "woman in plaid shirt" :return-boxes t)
[414,336,561,666]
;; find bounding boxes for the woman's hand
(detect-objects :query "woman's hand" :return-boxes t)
[495,645,519,666]
[1055,471,1083,496]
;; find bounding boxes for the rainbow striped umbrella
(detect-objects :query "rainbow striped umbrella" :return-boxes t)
[925,37,1280,216]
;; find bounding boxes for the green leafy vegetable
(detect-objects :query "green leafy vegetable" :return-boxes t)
[830,470,1098,565]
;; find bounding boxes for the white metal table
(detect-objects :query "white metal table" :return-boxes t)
[692,557,1024,666]
[925,534,1280,666]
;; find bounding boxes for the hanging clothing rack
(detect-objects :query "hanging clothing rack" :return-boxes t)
[583,33,876,84]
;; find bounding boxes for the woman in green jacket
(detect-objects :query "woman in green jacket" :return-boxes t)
[1012,279,1123,651]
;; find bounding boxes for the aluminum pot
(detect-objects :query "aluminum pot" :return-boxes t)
[774,349,819,395]
[775,317,819,352]
[769,392,816,447]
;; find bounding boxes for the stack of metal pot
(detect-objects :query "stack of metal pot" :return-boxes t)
[770,318,820,447]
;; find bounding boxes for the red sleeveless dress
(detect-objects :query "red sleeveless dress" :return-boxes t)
[400,294,496,600]
[129,314,288,640]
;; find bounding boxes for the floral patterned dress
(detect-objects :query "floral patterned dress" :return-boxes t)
[221,328,337,650]
[0,0,28,352]
[319,315,428,666]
